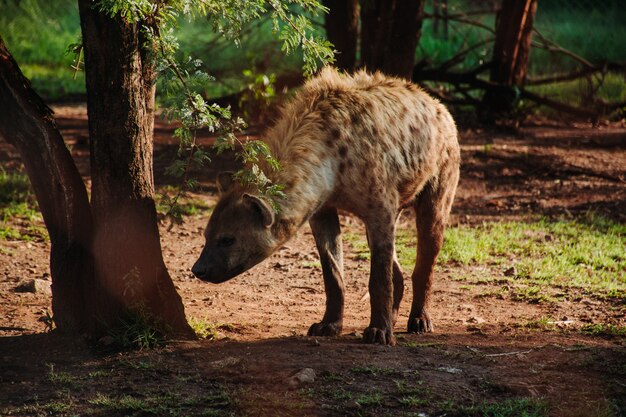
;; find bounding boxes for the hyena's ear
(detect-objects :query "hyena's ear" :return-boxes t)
[217,172,234,194]
[243,194,275,227]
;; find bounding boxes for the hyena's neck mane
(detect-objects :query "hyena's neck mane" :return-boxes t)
[262,67,405,239]
[262,75,347,236]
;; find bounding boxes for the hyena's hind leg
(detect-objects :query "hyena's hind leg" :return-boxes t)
[308,207,345,337]
[408,158,459,333]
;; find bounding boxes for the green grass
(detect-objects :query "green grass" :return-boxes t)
[445,397,549,417]
[347,213,625,299]
[188,318,239,340]
[527,73,626,115]
[439,215,625,294]
[0,170,46,241]
[581,323,626,338]
[88,390,231,416]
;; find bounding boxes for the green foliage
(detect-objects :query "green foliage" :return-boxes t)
[95,0,333,219]
[0,0,83,100]
[238,69,277,121]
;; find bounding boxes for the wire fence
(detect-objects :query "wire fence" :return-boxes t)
[421,0,626,75]
[419,0,626,113]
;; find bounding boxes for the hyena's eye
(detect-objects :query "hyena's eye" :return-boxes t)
[217,236,235,248]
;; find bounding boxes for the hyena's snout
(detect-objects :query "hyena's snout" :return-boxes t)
[192,249,225,283]
[191,247,245,283]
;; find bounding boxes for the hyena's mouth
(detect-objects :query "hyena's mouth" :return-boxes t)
[198,264,246,284]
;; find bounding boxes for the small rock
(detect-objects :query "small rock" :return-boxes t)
[467,316,485,324]
[437,366,462,374]
[14,279,51,295]
[504,266,516,277]
[286,368,316,388]
[41,272,51,280]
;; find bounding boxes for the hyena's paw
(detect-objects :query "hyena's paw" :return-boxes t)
[307,321,342,337]
[407,312,433,334]
[363,326,396,346]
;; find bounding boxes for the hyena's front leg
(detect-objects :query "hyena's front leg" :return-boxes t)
[363,218,397,345]
[308,207,345,337]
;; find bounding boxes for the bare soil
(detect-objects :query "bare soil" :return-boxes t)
[0,106,625,416]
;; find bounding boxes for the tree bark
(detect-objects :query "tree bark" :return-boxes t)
[0,37,93,332]
[324,0,359,71]
[360,0,425,79]
[78,1,193,337]
[490,0,538,86]
[482,0,538,111]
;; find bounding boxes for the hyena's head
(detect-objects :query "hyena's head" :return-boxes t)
[192,172,278,283]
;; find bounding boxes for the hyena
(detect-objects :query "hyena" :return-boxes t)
[192,68,460,345]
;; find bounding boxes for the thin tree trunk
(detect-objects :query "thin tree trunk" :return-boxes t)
[0,37,93,332]
[324,0,359,71]
[483,0,538,111]
[78,1,193,337]
[491,0,538,86]
[360,0,425,79]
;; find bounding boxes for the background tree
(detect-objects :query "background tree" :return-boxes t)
[0,36,93,333]
[77,0,192,337]
[360,0,426,79]
[323,0,359,71]
[482,0,539,111]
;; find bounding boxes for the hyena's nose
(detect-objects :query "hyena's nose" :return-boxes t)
[191,261,206,278]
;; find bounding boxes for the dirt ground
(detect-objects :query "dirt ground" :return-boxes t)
[0,105,625,416]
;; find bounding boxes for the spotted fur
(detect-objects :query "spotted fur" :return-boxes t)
[193,67,460,345]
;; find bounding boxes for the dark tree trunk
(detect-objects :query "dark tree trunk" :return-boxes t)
[483,0,538,111]
[0,37,93,332]
[360,0,425,79]
[78,1,193,337]
[324,0,359,71]
[491,0,538,86]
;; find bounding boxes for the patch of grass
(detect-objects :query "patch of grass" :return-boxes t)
[0,170,46,241]
[444,397,549,417]
[47,363,79,388]
[518,316,557,332]
[581,323,626,338]
[399,395,428,407]
[88,388,232,416]
[109,307,169,350]
[302,261,322,269]
[188,317,221,340]
[354,392,383,407]
[441,215,624,295]
[510,286,557,304]
[346,214,625,298]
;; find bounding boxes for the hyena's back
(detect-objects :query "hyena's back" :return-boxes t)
[266,68,459,218]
